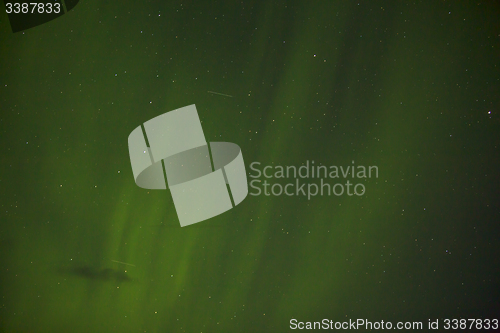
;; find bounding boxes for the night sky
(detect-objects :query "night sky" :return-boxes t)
[1,1,499,332]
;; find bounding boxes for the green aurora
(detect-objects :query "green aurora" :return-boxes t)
[0,1,499,332]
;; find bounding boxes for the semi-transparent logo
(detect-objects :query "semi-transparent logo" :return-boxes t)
[128,105,248,227]
[248,161,379,199]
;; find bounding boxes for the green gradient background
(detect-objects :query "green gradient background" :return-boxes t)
[1,1,499,332]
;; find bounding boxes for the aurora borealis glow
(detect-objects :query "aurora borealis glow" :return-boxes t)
[1,1,499,332]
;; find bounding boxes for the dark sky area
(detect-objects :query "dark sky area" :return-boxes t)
[0,1,499,332]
